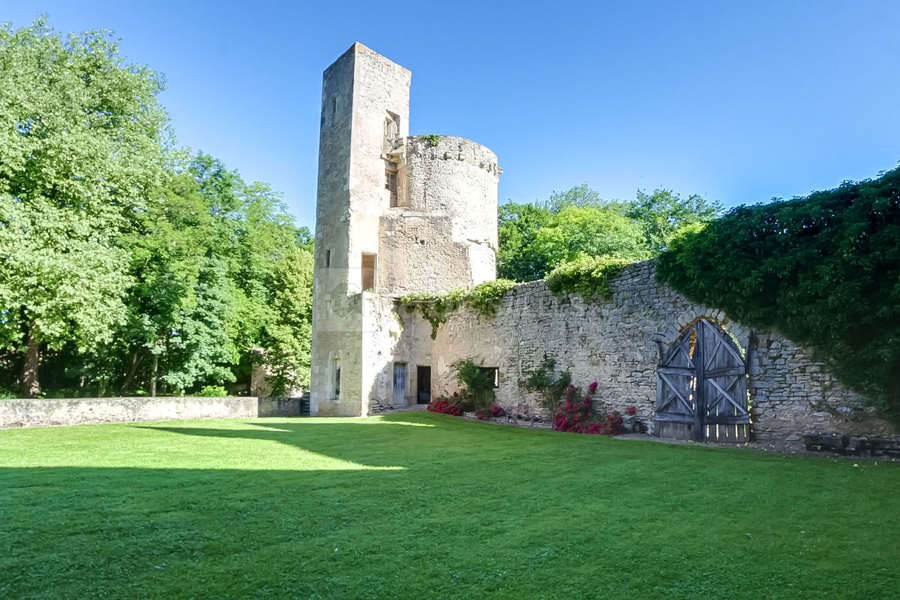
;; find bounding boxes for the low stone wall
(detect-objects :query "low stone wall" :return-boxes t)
[258,396,308,418]
[0,396,305,429]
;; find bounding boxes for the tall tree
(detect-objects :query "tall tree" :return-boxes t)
[627,188,723,254]
[532,206,650,268]
[497,202,553,281]
[0,19,170,395]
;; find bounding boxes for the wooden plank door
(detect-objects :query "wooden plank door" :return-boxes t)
[698,320,750,442]
[393,363,407,407]
[655,322,699,440]
[655,319,749,442]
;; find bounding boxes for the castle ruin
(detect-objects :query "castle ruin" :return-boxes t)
[309,43,893,444]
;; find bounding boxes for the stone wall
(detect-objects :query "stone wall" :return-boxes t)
[0,396,307,429]
[0,397,258,429]
[257,396,306,418]
[430,261,894,442]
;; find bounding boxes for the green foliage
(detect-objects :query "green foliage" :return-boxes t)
[0,18,170,394]
[420,135,442,146]
[0,19,315,397]
[545,254,634,300]
[542,183,630,214]
[197,385,229,397]
[263,248,314,395]
[518,355,572,416]
[532,206,649,268]
[497,202,554,281]
[497,185,716,282]
[627,188,723,254]
[657,167,900,421]
[161,255,237,392]
[450,358,496,408]
[402,279,517,339]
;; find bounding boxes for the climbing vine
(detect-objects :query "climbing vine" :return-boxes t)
[545,254,634,300]
[401,279,516,339]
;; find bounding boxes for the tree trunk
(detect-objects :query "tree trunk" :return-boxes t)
[150,354,158,398]
[119,349,143,396]
[21,328,41,397]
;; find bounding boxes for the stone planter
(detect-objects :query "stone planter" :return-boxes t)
[621,414,638,433]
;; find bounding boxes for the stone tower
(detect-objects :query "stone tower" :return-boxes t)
[310,43,501,416]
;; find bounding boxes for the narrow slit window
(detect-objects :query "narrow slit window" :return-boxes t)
[334,360,341,398]
[325,249,331,268]
[361,252,377,291]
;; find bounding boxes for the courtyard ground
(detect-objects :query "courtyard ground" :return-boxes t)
[1,411,898,599]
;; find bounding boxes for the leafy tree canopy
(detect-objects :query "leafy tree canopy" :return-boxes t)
[498,185,720,281]
[0,18,170,394]
[0,19,314,398]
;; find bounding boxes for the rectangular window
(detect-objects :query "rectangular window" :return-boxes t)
[361,252,377,291]
[384,112,399,140]
[479,367,500,388]
[325,249,331,268]
[385,170,398,207]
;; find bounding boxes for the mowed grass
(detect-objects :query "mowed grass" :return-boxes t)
[1,412,898,599]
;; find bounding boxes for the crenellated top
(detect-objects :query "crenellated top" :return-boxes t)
[406,135,502,176]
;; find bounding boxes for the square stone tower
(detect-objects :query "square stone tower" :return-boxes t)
[310,43,500,417]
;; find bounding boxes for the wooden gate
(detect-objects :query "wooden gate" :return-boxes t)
[655,319,750,442]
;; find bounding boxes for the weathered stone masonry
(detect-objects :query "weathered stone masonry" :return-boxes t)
[430,261,893,442]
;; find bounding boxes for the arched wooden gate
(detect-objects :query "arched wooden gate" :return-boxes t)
[655,319,750,442]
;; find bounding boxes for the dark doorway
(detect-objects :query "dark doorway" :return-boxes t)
[417,366,431,404]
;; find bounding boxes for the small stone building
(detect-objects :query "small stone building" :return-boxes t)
[309,43,892,443]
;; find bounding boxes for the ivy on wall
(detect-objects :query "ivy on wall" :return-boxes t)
[656,166,900,422]
[401,279,516,339]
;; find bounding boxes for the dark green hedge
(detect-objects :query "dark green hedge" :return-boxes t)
[657,166,900,421]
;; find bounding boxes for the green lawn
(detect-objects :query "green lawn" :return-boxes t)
[1,412,898,599]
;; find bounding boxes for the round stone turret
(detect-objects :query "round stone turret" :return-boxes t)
[377,135,500,296]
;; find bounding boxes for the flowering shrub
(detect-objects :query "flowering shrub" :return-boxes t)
[625,405,637,416]
[427,398,462,416]
[553,383,623,435]
[474,404,506,420]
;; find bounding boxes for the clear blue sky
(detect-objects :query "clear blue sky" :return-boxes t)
[5,1,900,228]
